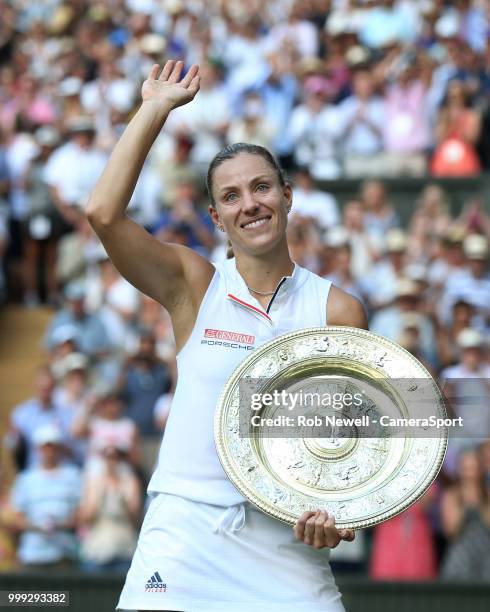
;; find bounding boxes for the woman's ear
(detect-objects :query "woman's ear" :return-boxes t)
[208,204,220,225]
[283,183,293,211]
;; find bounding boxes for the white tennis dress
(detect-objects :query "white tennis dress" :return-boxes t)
[117,258,345,611]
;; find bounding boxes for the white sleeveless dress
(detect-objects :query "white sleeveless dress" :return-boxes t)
[117,259,345,611]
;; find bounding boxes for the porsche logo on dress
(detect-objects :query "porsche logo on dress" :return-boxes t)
[204,328,255,345]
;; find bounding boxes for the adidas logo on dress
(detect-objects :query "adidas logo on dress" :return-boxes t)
[145,571,167,592]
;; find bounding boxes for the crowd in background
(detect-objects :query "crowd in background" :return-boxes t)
[0,0,489,580]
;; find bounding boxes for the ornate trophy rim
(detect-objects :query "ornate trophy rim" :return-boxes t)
[214,326,448,529]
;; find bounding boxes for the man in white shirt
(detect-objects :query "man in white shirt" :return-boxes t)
[43,117,107,228]
[337,68,385,177]
[290,166,339,230]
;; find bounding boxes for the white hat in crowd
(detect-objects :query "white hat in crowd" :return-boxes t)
[33,424,63,447]
[463,234,488,260]
[457,328,484,350]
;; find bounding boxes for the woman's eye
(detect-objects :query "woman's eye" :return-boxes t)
[225,192,238,202]
[256,184,269,192]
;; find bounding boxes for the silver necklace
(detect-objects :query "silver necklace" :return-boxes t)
[247,286,276,296]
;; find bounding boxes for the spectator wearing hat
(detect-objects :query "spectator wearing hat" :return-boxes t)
[370,277,438,367]
[440,328,490,454]
[360,228,407,310]
[58,77,84,127]
[53,352,91,467]
[5,366,69,470]
[336,67,386,177]
[6,424,81,571]
[439,233,490,324]
[78,440,142,573]
[22,126,63,307]
[44,280,112,362]
[43,116,107,228]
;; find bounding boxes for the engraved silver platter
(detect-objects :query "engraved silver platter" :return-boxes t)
[214,327,448,529]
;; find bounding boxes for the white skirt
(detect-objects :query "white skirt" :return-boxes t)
[117,492,345,612]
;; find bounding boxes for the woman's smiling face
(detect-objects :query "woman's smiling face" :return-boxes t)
[208,153,292,257]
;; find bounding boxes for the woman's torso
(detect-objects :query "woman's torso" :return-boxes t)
[148,258,332,505]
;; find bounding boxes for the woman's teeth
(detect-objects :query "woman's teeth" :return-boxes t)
[244,218,268,229]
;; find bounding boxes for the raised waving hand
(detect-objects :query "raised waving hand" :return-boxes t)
[142,61,200,110]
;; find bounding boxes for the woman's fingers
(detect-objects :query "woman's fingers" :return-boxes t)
[168,60,184,84]
[159,60,175,81]
[294,511,316,541]
[313,511,328,548]
[181,64,199,88]
[303,511,319,545]
[339,529,355,542]
[324,514,341,548]
[149,64,160,80]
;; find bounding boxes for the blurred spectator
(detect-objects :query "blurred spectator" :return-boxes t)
[7,425,81,570]
[440,449,490,581]
[370,277,438,367]
[79,442,141,573]
[288,76,341,180]
[22,126,64,307]
[85,256,140,354]
[72,385,140,477]
[290,166,339,230]
[360,229,407,310]
[432,80,482,176]
[439,234,490,325]
[52,352,91,467]
[43,117,107,228]
[44,280,112,362]
[360,180,400,247]
[227,91,276,150]
[118,329,172,478]
[407,184,452,262]
[337,67,385,177]
[323,228,363,301]
[371,484,438,580]
[167,60,230,175]
[440,328,490,454]
[152,178,216,256]
[341,199,381,279]
[5,366,68,470]
[382,53,431,176]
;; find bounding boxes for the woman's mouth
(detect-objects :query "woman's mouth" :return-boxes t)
[242,216,271,230]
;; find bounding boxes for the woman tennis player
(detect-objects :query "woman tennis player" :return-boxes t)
[87,61,368,612]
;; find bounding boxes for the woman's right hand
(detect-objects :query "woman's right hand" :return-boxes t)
[141,61,200,111]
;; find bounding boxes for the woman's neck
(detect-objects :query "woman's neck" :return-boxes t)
[235,245,294,296]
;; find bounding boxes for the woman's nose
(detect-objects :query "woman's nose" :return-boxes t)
[241,190,260,213]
